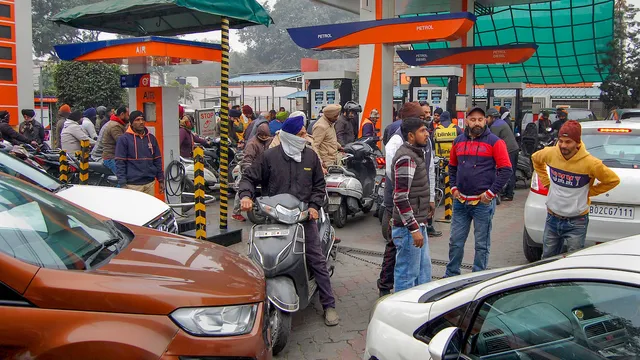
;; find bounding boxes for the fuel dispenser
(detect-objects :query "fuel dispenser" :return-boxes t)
[305,70,357,121]
[485,82,526,134]
[403,67,463,117]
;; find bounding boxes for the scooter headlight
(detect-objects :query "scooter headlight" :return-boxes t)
[259,203,279,219]
[275,204,301,224]
[170,304,258,336]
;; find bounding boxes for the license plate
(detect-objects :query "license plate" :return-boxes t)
[589,204,635,220]
[254,229,290,238]
[328,196,342,205]
[377,187,385,196]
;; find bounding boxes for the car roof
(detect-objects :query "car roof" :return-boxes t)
[580,120,640,130]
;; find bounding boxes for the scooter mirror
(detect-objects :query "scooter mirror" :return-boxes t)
[546,127,553,133]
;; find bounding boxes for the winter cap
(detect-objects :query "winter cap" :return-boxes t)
[58,104,71,116]
[242,105,253,115]
[178,105,185,119]
[229,109,242,118]
[440,111,452,123]
[130,111,146,121]
[434,108,444,116]
[68,110,83,122]
[369,109,380,118]
[21,109,36,118]
[398,102,423,120]
[323,104,341,119]
[256,123,271,139]
[83,107,97,119]
[486,108,500,118]
[467,106,485,117]
[558,120,581,144]
[275,111,289,121]
[281,115,305,135]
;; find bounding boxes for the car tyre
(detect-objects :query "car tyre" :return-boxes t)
[523,227,542,262]
[270,309,291,356]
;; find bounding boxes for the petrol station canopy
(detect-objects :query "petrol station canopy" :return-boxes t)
[51,0,273,36]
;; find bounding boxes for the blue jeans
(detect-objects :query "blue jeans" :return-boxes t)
[103,159,116,174]
[392,225,432,292]
[542,213,589,259]
[445,199,496,277]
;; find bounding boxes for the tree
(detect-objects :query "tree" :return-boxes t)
[32,0,103,58]
[234,0,357,73]
[53,61,127,109]
[169,80,195,103]
[599,0,640,110]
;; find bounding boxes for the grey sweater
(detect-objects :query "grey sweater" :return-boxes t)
[490,118,519,154]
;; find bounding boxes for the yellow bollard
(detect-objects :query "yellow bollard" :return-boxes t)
[79,140,90,185]
[193,146,207,240]
[442,164,453,222]
[59,150,69,183]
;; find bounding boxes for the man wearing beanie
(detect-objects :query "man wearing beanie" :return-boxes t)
[81,107,98,141]
[312,103,341,167]
[239,115,340,327]
[61,110,95,154]
[19,109,45,145]
[532,120,619,258]
[54,104,71,149]
[115,110,165,196]
[98,105,129,174]
[445,107,512,277]
[238,105,254,141]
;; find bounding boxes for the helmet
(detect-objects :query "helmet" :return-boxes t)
[343,101,362,113]
[556,108,568,118]
[96,106,107,116]
[369,109,380,118]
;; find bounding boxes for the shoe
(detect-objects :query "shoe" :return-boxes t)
[427,225,442,238]
[502,196,514,202]
[379,289,391,297]
[232,214,246,222]
[324,307,340,326]
[334,237,342,244]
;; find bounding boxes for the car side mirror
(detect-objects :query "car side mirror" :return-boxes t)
[428,327,462,360]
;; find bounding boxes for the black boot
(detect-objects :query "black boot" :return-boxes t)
[427,225,442,237]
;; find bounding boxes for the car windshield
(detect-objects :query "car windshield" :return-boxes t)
[621,112,640,120]
[0,152,61,192]
[0,175,122,270]
[568,110,596,121]
[583,130,640,169]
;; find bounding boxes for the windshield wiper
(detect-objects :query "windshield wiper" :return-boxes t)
[82,237,122,269]
[53,182,73,193]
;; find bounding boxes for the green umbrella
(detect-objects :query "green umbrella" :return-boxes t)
[51,0,273,36]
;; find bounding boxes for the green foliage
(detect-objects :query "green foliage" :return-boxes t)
[234,0,357,73]
[169,80,195,103]
[599,1,640,110]
[32,0,103,58]
[53,61,127,109]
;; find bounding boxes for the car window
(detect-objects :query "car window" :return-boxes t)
[569,110,596,121]
[465,282,640,359]
[0,152,60,192]
[416,304,470,344]
[621,112,640,120]
[0,176,118,270]
[583,132,640,169]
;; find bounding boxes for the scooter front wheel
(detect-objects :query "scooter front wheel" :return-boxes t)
[270,308,292,356]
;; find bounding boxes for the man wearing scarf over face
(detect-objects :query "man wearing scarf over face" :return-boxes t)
[239,115,340,327]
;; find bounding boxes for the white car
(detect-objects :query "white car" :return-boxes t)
[0,151,177,233]
[523,120,640,262]
[365,235,640,360]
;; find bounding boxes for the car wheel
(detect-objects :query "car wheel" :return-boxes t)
[333,200,347,228]
[270,308,291,356]
[523,227,542,262]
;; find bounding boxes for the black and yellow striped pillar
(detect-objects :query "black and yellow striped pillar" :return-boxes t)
[194,146,207,240]
[442,164,453,222]
[218,17,230,230]
[79,139,90,185]
[59,150,68,183]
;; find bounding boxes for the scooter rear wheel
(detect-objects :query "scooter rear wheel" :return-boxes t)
[270,308,291,356]
[333,200,348,228]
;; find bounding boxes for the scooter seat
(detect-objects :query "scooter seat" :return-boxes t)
[343,169,357,178]
[88,162,114,175]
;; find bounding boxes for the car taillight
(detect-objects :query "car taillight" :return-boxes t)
[598,128,632,133]
[69,165,78,173]
[530,172,549,196]
[376,157,385,169]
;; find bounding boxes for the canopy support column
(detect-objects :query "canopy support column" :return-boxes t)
[219,17,230,230]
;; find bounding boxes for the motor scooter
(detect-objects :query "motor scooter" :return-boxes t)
[325,141,377,228]
[248,194,337,355]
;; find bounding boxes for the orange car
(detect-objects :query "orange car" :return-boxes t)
[0,173,270,360]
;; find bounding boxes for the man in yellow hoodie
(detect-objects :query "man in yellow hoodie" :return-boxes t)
[532,120,620,258]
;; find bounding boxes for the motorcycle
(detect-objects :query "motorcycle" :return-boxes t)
[325,141,377,228]
[181,156,220,194]
[247,194,337,356]
[518,124,557,187]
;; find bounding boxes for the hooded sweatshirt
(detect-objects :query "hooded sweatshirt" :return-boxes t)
[115,126,164,186]
[532,144,620,218]
[60,119,95,154]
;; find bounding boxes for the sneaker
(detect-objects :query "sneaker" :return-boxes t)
[232,214,246,222]
[379,289,391,297]
[502,196,514,202]
[333,237,342,244]
[427,225,442,238]
[324,307,340,326]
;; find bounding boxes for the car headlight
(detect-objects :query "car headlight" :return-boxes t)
[170,305,258,336]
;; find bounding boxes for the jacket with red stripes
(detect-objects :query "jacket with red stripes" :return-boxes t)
[115,126,164,186]
[449,127,512,198]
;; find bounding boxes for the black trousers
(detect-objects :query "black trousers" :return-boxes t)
[377,209,396,291]
[503,150,519,198]
[304,221,336,309]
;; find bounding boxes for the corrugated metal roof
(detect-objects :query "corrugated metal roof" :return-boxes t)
[229,72,303,84]
[286,90,307,99]
[472,87,601,99]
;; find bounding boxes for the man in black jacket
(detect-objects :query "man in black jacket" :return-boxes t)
[0,111,36,147]
[19,109,45,145]
[239,116,340,327]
